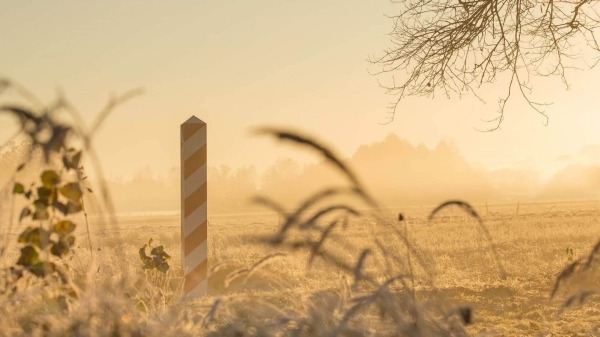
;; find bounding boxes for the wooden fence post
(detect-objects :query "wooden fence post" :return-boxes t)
[181,116,208,298]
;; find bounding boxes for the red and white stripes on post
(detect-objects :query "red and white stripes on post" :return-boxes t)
[181,116,208,298]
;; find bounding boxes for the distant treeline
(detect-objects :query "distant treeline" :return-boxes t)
[1,134,598,214]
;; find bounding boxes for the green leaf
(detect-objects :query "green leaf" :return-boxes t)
[148,238,154,246]
[139,245,150,263]
[32,228,52,249]
[32,200,49,220]
[63,151,82,171]
[150,245,164,255]
[18,227,34,243]
[150,245,171,262]
[65,235,75,247]
[136,300,148,315]
[17,246,40,267]
[9,267,24,281]
[65,200,83,214]
[62,155,70,171]
[160,252,171,262]
[143,259,156,270]
[156,260,170,273]
[50,239,70,258]
[71,151,82,170]
[24,190,32,199]
[34,198,49,208]
[13,183,24,194]
[41,170,60,187]
[52,199,67,215]
[30,261,57,278]
[20,227,51,249]
[53,220,76,236]
[60,183,82,201]
[32,209,49,221]
[37,187,55,200]
[19,208,32,222]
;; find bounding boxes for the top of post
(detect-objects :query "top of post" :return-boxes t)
[182,115,206,125]
[181,115,207,141]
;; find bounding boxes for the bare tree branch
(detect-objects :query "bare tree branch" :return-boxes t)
[371,0,600,129]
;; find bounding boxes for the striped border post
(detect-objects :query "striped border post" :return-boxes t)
[181,116,208,298]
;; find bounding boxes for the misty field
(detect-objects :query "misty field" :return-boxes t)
[3,199,596,336]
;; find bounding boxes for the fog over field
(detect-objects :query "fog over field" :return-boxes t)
[2,134,599,215]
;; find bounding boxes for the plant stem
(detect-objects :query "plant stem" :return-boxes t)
[77,170,93,262]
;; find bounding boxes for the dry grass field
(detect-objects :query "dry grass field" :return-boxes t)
[3,199,596,336]
[149,201,600,335]
[0,113,599,335]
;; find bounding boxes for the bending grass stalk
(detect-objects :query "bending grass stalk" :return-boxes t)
[78,180,93,262]
[428,200,508,281]
[252,187,366,243]
[253,128,379,208]
[224,253,287,288]
[400,213,416,303]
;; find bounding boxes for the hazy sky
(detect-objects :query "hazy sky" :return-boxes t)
[1,0,599,183]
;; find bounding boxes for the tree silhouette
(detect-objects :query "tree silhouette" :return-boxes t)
[371,0,600,130]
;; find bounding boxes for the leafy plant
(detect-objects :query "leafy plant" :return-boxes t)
[566,247,574,262]
[0,80,107,309]
[139,238,171,273]
[5,150,89,303]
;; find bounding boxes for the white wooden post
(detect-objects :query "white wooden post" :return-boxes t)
[181,116,208,298]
